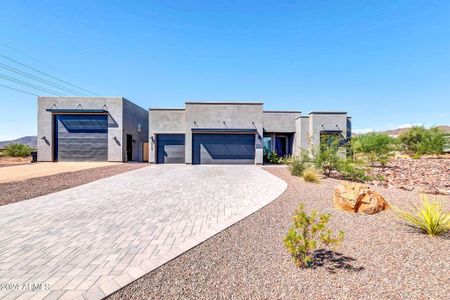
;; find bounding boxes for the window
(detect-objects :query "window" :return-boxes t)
[263,137,272,154]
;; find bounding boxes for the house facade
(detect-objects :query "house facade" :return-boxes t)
[149,101,351,164]
[37,97,351,164]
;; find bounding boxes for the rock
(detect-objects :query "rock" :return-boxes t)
[333,182,390,215]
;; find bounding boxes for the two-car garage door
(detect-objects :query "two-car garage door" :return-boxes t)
[192,133,255,164]
[156,133,256,164]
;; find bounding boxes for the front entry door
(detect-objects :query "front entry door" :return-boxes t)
[126,134,133,161]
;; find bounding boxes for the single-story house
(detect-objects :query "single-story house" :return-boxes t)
[37,97,351,164]
[149,101,351,164]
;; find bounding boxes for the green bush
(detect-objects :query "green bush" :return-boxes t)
[289,156,307,176]
[314,136,342,176]
[398,126,445,157]
[351,133,396,166]
[395,195,450,237]
[267,151,282,164]
[284,204,344,268]
[338,161,371,182]
[4,143,32,157]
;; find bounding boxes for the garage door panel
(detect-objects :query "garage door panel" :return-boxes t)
[193,134,255,164]
[157,134,185,164]
[55,115,108,162]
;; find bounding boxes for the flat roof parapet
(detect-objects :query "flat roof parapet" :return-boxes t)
[185,101,263,105]
[149,108,185,111]
[308,111,347,115]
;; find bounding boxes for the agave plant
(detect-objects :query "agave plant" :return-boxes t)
[395,195,450,237]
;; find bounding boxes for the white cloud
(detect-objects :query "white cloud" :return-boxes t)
[396,123,423,129]
[353,128,374,134]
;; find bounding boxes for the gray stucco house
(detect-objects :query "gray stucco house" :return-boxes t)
[37,97,148,162]
[149,101,351,164]
[37,98,350,164]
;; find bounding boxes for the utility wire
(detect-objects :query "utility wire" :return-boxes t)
[0,73,65,96]
[0,62,87,96]
[0,83,39,96]
[0,53,99,96]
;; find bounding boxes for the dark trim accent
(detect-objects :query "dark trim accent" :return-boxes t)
[263,110,301,113]
[320,130,343,134]
[309,111,347,115]
[149,108,185,111]
[47,109,108,114]
[191,128,257,133]
[185,101,263,105]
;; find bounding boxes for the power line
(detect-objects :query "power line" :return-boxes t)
[0,73,65,96]
[0,83,39,96]
[0,62,87,96]
[0,53,99,96]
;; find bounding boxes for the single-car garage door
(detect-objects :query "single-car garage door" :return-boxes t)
[192,133,255,164]
[157,134,185,164]
[55,114,108,161]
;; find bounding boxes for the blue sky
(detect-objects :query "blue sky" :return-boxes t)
[0,0,449,140]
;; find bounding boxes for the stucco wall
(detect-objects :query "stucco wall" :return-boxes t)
[123,99,149,162]
[262,112,299,132]
[185,103,264,164]
[148,109,186,163]
[309,113,348,151]
[37,97,124,162]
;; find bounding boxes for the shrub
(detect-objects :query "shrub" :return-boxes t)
[303,168,320,183]
[284,204,344,268]
[314,137,342,176]
[351,133,396,166]
[4,143,32,157]
[398,126,445,157]
[267,151,282,164]
[338,161,371,182]
[395,195,450,237]
[289,156,306,176]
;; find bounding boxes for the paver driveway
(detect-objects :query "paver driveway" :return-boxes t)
[0,165,286,300]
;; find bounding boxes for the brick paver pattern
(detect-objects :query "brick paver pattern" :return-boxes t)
[0,165,286,300]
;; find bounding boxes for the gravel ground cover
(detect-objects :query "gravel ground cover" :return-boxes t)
[110,166,449,300]
[0,163,146,207]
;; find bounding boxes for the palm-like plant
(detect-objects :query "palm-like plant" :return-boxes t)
[395,195,450,237]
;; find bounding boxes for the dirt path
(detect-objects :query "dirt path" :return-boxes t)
[0,163,147,207]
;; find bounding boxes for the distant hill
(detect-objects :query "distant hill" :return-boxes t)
[354,125,450,137]
[0,136,37,148]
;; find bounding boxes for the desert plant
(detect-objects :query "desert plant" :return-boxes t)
[338,160,371,182]
[302,168,320,183]
[395,195,450,237]
[267,151,282,164]
[284,204,344,268]
[4,143,32,157]
[314,136,342,176]
[289,156,306,176]
[398,126,445,157]
[351,133,396,166]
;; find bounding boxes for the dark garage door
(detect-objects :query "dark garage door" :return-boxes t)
[192,134,255,164]
[55,114,108,161]
[157,134,185,164]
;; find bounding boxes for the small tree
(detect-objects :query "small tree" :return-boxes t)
[351,133,396,166]
[4,143,32,157]
[399,126,445,157]
[417,127,445,156]
[284,204,344,268]
[314,135,341,176]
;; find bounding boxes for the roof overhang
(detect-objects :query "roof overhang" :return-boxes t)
[46,109,108,114]
[191,128,257,134]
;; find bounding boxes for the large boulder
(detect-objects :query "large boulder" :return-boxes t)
[333,182,390,214]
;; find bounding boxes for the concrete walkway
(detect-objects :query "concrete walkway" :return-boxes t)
[0,162,121,183]
[0,165,286,299]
